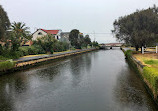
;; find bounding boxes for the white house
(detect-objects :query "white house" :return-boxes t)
[32,29,62,40]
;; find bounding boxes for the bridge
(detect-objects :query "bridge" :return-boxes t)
[99,43,123,49]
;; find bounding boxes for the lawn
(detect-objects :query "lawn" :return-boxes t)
[133,53,158,67]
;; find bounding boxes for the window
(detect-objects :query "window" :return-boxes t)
[38,32,42,35]
[57,36,59,40]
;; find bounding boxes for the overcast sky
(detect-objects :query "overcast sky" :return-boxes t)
[1,0,158,43]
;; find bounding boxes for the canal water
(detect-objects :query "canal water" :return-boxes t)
[0,48,158,111]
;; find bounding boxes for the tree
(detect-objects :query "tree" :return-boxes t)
[34,34,69,53]
[112,5,158,51]
[83,35,91,48]
[92,41,99,48]
[0,5,10,41]
[10,22,30,51]
[33,34,55,54]
[69,29,81,49]
[10,22,30,39]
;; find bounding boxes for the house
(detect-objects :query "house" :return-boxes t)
[60,32,70,43]
[32,29,62,40]
[22,40,33,46]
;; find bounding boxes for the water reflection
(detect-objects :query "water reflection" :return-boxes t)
[0,50,157,111]
[70,53,92,87]
[36,64,60,81]
[113,65,157,111]
[14,75,28,94]
[0,73,29,111]
[0,82,14,111]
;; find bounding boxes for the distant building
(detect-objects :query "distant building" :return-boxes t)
[60,32,70,43]
[22,40,33,46]
[32,29,62,40]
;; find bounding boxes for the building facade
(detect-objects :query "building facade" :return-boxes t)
[60,32,70,43]
[32,29,62,40]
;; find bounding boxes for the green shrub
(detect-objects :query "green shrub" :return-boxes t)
[28,46,39,55]
[53,42,63,52]
[19,47,29,56]
[33,35,69,53]
[0,56,9,61]
[16,51,24,57]
[0,60,16,71]
[62,42,69,51]
[70,47,76,50]
[125,50,133,58]
[33,45,46,54]
[143,66,158,94]
[19,45,45,55]
[11,51,21,59]
[50,48,54,54]
[2,51,21,59]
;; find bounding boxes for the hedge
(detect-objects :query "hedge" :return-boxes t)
[143,66,158,96]
[125,50,133,58]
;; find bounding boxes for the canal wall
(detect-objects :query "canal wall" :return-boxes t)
[0,48,97,75]
[122,48,158,104]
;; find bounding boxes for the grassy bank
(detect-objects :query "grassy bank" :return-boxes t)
[124,50,141,74]
[125,50,158,99]
[0,56,16,72]
[0,60,16,71]
[133,53,158,98]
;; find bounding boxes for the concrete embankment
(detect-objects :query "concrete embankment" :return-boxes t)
[122,48,158,104]
[0,48,97,74]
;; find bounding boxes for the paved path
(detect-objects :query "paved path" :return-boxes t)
[122,47,134,51]
[14,49,95,63]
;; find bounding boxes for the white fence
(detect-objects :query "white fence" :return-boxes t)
[142,46,158,54]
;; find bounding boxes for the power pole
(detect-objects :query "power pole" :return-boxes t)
[93,31,96,41]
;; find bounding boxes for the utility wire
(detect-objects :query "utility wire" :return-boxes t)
[83,32,113,34]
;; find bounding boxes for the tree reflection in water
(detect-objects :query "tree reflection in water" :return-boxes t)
[70,53,92,87]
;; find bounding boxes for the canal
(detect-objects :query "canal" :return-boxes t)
[0,48,158,111]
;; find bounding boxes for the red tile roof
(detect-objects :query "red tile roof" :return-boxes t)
[41,29,59,35]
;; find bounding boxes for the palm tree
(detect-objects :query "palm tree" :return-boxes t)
[9,22,31,51]
[11,22,30,40]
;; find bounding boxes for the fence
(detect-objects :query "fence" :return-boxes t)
[142,46,158,54]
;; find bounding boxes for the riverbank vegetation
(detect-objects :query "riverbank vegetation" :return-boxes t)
[69,29,99,49]
[139,56,158,98]
[125,49,158,99]
[113,5,158,51]
[115,5,158,100]
[0,60,16,71]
